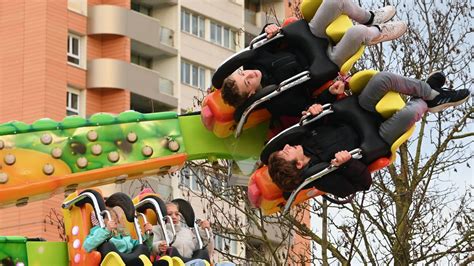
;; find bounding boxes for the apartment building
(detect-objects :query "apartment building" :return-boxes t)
[0,0,311,263]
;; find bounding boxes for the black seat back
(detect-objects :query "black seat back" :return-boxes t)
[261,96,390,166]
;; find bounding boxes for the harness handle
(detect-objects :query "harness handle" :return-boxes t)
[299,104,333,126]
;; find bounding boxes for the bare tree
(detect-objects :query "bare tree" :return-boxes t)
[134,1,473,265]
[312,0,474,264]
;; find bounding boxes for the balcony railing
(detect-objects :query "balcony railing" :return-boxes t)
[160,27,174,47]
[159,77,174,96]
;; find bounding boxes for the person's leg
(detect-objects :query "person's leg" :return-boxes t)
[308,0,371,39]
[379,99,427,144]
[358,72,434,113]
[191,249,210,261]
[329,25,380,67]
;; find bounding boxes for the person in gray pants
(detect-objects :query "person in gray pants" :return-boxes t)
[221,0,407,110]
[305,71,470,144]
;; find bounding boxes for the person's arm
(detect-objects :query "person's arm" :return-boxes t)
[151,225,168,255]
[309,150,371,197]
[336,159,372,192]
[314,80,346,105]
[82,226,112,253]
[141,223,153,250]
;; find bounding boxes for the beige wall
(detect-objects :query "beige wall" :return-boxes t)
[181,0,243,29]
[181,34,235,70]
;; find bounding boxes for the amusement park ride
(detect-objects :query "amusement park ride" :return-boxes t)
[0,1,416,265]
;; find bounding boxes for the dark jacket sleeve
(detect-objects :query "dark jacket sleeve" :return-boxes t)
[315,89,337,104]
[309,159,371,198]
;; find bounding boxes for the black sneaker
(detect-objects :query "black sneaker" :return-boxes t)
[426,87,470,113]
[425,71,446,90]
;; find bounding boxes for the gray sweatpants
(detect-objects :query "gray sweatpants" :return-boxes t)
[359,72,431,144]
[308,0,380,67]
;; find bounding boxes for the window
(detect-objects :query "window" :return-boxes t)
[67,34,81,66]
[215,234,238,255]
[210,21,236,50]
[181,9,205,38]
[180,167,203,192]
[66,88,81,116]
[181,60,208,90]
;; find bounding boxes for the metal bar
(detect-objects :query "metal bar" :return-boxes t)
[250,33,284,49]
[234,71,311,138]
[133,217,144,244]
[135,199,171,245]
[164,215,177,244]
[282,148,363,214]
[299,104,333,126]
[62,192,106,228]
[194,222,204,250]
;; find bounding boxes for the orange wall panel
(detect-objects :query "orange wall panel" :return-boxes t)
[67,10,87,35]
[86,89,103,115]
[101,89,130,113]
[0,0,132,241]
[67,65,87,88]
[102,35,130,61]
[88,35,103,60]
[103,0,130,8]
[0,195,65,241]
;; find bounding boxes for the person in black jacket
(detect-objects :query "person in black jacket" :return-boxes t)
[267,71,470,196]
[221,0,407,118]
[267,117,370,197]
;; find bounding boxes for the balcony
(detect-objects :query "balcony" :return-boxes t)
[88,5,177,57]
[244,9,266,36]
[159,77,174,96]
[245,9,257,25]
[87,58,178,107]
[160,27,174,47]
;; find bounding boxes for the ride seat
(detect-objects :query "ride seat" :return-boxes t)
[62,189,106,266]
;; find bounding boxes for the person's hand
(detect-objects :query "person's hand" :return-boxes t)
[265,24,281,39]
[106,220,117,235]
[143,223,153,233]
[158,241,168,253]
[302,104,323,116]
[329,80,345,95]
[199,220,211,229]
[331,150,351,166]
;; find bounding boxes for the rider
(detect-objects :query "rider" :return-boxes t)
[267,72,470,195]
[221,0,407,119]
[83,206,153,253]
[152,202,213,262]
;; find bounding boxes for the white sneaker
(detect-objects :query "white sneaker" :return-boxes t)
[370,6,397,25]
[367,21,408,45]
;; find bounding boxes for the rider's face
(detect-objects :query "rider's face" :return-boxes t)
[166,204,180,225]
[231,69,262,97]
[278,144,306,168]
